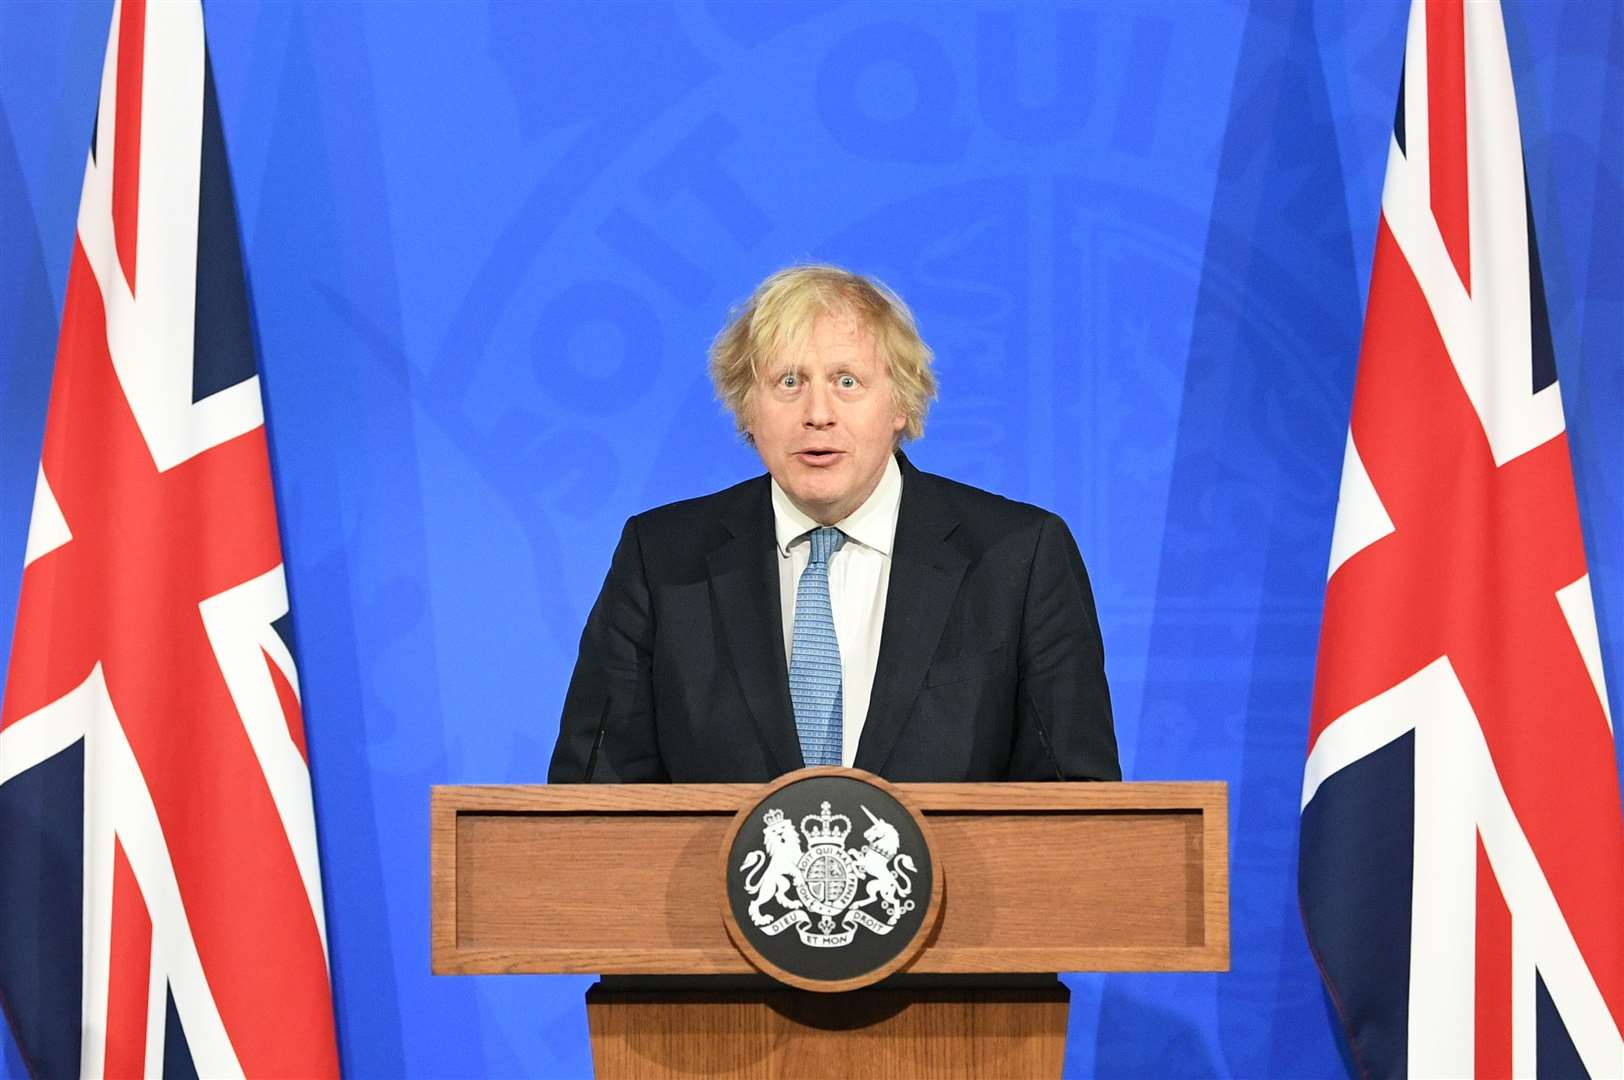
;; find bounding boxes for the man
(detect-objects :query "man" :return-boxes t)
[548,266,1118,783]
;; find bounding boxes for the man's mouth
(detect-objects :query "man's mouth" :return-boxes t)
[795,449,843,466]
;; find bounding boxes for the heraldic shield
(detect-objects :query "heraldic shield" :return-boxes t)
[720,768,943,991]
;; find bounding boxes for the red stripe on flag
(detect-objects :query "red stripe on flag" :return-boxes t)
[264,646,308,764]
[1,243,122,730]
[103,838,152,1080]
[1426,0,1471,293]
[9,242,339,1076]
[1310,218,1624,1032]
[1308,218,1471,745]
[1475,836,1512,1079]
[112,0,145,296]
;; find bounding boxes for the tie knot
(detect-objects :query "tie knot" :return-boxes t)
[806,526,845,565]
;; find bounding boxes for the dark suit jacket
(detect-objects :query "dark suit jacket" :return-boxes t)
[547,455,1118,783]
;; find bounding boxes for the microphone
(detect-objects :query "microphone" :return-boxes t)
[1022,686,1066,781]
[580,697,610,783]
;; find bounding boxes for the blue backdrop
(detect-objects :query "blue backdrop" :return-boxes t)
[2,2,1620,1076]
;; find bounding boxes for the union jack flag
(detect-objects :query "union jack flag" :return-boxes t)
[0,2,339,1075]
[1299,1,1624,1077]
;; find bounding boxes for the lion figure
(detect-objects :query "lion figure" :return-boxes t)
[739,812,804,926]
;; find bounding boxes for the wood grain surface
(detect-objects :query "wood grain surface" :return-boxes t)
[430,781,1228,976]
[585,979,1069,1079]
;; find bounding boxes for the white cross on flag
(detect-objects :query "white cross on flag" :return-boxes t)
[1299,1,1624,1077]
[0,2,341,1075]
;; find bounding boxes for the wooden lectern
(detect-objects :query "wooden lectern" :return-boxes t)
[431,782,1228,1078]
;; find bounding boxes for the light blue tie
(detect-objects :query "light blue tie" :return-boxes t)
[790,526,846,767]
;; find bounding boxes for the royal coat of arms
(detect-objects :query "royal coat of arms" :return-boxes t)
[737,800,918,948]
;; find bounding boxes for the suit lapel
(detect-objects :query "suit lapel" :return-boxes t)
[854,461,968,774]
[707,482,803,775]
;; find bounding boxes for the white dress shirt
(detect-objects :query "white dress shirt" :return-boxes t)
[771,454,903,768]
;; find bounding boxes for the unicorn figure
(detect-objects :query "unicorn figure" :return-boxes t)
[850,805,917,924]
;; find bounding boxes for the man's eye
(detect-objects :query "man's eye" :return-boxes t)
[838,375,858,389]
[780,373,799,388]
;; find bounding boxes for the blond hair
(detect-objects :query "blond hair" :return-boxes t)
[709,265,937,442]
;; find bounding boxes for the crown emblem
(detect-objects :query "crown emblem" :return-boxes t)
[762,807,786,827]
[801,801,852,845]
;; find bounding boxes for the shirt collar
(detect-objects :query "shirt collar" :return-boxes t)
[771,453,903,558]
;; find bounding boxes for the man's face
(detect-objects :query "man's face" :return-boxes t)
[747,312,907,525]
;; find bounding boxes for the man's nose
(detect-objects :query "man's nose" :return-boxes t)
[803,379,834,427]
